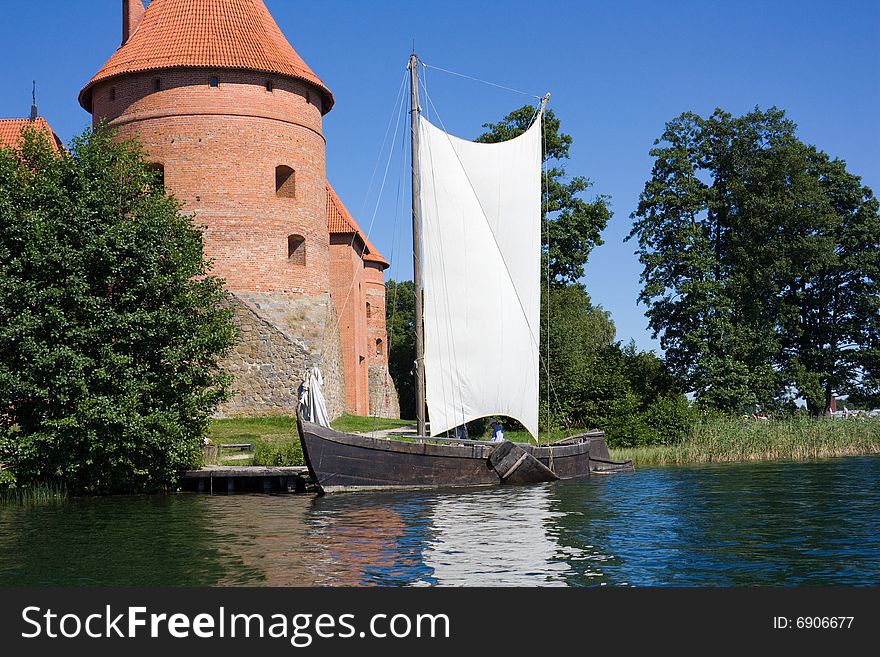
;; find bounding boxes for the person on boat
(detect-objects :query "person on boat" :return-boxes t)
[490,418,505,442]
[453,423,469,441]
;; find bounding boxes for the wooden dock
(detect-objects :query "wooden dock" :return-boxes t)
[181,465,311,494]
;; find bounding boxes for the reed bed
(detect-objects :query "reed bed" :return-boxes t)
[610,417,880,466]
[0,482,68,505]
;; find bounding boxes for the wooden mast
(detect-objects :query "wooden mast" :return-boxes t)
[409,53,427,437]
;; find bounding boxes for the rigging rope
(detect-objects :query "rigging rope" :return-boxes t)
[382,85,412,427]
[317,69,408,424]
[422,61,543,100]
[539,110,570,437]
[357,69,409,219]
[379,141,410,433]
[319,70,407,354]
[542,111,553,465]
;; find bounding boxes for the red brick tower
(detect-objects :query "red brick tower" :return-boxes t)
[79,0,347,417]
[326,185,398,418]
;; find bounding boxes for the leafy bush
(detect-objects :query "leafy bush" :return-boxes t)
[0,468,16,493]
[0,124,235,494]
[641,394,699,445]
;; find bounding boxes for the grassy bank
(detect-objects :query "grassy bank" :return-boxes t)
[609,417,880,466]
[207,414,414,467]
[207,416,295,466]
[206,414,880,470]
[329,414,414,433]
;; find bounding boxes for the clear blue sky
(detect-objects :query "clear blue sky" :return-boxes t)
[2,0,878,353]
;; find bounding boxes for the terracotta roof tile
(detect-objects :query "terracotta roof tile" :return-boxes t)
[326,183,389,268]
[0,118,63,153]
[80,0,333,113]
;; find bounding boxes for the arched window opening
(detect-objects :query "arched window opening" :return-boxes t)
[376,339,384,357]
[154,78,161,91]
[146,163,165,190]
[210,76,219,88]
[266,80,274,92]
[366,302,372,319]
[288,234,306,265]
[110,87,117,101]
[276,165,295,198]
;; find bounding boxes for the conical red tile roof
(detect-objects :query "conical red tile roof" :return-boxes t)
[79,0,333,113]
[0,118,64,153]
[326,184,389,268]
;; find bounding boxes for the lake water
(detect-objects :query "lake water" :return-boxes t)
[1,455,878,586]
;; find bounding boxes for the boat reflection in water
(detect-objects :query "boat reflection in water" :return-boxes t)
[413,484,588,586]
[303,482,620,586]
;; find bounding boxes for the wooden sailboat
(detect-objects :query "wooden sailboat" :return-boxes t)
[298,54,633,493]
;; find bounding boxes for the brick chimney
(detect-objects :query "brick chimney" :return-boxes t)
[122,0,146,45]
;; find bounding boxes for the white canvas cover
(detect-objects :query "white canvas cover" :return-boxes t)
[419,114,542,437]
[299,366,330,428]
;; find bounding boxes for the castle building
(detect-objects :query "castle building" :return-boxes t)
[1,87,64,152]
[78,0,399,419]
[0,117,63,153]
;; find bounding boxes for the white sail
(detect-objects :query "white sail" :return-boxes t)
[419,114,542,437]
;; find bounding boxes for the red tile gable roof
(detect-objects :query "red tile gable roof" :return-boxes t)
[0,118,63,153]
[79,0,334,114]
[326,184,389,268]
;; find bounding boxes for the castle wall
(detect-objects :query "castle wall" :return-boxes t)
[217,292,345,419]
[329,234,369,415]
[329,238,399,418]
[368,365,400,419]
[364,262,398,418]
[364,262,389,367]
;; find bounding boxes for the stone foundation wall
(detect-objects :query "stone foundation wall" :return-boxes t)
[216,291,345,419]
[368,364,400,419]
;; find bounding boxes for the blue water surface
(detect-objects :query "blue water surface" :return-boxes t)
[1,456,878,586]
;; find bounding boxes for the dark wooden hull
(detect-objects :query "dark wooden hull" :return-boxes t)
[297,415,634,494]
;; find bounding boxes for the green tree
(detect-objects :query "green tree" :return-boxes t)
[0,125,235,494]
[542,285,694,446]
[477,106,611,286]
[385,279,417,419]
[773,148,880,414]
[629,107,880,414]
[541,283,615,427]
